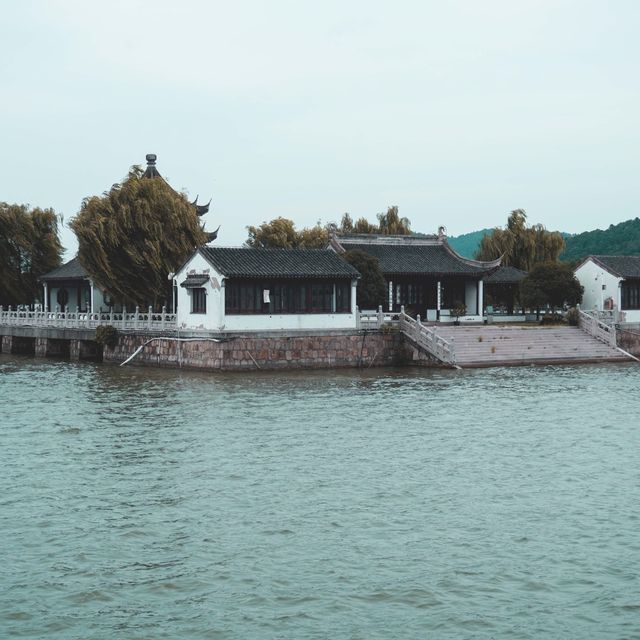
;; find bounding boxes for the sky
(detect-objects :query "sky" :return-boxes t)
[2,0,640,258]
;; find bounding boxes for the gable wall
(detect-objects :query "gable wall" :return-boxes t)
[575,259,621,312]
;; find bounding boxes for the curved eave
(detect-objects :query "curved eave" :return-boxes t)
[442,239,502,270]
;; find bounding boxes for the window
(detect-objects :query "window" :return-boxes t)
[225,280,351,314]
[191,288,206,314]
[622,281,640,310]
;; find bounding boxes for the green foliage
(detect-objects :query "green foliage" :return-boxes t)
[476,209,565,271]
[565,306,579,326]
[520,262,584,311]
[246,217,328,249]
[342,250,386,309]
[452,301,467,320]
[95,324,119,348]
[0,203,63,306]
[561,217,640,262]
[447,228,493,258]
[245,207,412,249]
[70,166,207,308]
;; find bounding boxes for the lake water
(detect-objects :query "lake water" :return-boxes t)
[1,355,639,639]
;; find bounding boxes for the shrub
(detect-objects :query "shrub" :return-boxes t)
[540,314,565,326]
[95,325,119,348]
[565,307,580,326]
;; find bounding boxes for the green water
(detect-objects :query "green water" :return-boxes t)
[1,356,639,639]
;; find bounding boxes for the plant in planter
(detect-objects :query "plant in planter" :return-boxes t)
[452,301,467,326]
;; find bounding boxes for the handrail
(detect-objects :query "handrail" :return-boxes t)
[398,311,456,365]
[355,306,455,365]
[0,305,177,332]
[578,309,617,348]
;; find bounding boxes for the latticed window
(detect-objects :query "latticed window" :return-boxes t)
[225,280,351,314]
[191,288,206,314]
[622,281,640,310]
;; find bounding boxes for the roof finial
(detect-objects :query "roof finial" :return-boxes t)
[146,153,157,166]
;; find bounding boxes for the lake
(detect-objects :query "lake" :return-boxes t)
[1,355,639,639]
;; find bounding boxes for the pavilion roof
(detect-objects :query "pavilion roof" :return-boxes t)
[330,234,500,277]
[39,257,88,282]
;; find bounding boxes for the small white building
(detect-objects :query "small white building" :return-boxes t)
[575,255,640,323]
[39,257,110,312]
[175,247,360,331]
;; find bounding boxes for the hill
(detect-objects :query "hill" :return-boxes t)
[447,228,493,258]
[561,218,640,262]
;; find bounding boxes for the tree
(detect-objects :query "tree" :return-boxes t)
[376,205,411,235]
[342,250,386,309]
[70,165,207,308]
[245,207,412,249]
[476,209,565,271]
[519,262,583,313]
[0,203,63,307]
[246,217,328,249]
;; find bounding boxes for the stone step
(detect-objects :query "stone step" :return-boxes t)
[406,324,630,367]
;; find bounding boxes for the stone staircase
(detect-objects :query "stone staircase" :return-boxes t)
[431,325,632,367]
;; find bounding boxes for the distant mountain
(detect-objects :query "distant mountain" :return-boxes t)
[447,228,493,258]
[561,217,640,262]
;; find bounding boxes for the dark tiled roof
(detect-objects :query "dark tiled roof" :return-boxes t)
[39,257,88,281]
[588,255,640,279]
[181,275,209,288]
[340,243,495,276]
[199,247,360,279]
[484,265,528,284]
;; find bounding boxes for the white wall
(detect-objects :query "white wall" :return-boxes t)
[176,251,358,331]
[575,259,621,312]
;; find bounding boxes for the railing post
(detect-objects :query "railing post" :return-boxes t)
[161,305,166,331]
[356,305,361,329]
[123,305,127,330]
[109,307,114,326]
[134,306,139,330]
[148,305,153,330]
[377,305,383,328]
[400,305,405,317]
[416,314,421,325]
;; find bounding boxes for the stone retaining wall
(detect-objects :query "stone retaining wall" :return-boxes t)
[618,328,640,356]
[102,330,439,371]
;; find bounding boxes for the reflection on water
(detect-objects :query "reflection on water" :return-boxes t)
[1,355,639,639]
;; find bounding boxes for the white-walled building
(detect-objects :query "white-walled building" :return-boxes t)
[39,257,109,312]
[575,255,640,323]
[175,247,360,332]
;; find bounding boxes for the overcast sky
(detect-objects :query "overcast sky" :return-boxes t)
[2,0,639,257]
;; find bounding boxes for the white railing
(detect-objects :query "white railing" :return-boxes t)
[398,311,456,365]
[578,309,617,348]
[0,306,177,332]
[356,305,455,365]
[356,306,402,328]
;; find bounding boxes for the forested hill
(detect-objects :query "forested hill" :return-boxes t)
[447,229,493,258]
[561,218,640,262]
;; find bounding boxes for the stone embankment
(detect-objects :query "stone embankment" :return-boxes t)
[103,330,437,370]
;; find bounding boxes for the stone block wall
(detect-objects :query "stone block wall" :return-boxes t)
[618,328,640,356]
[103,330,439,371]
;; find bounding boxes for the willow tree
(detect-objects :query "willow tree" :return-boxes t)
[0,203,62,306]
[246,217,328,249]
[70,166,207,308]
[339,206,411,235]
[476,209,564,271]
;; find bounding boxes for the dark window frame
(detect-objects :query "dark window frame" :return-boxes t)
[191,287,207,314]
[225,279,352,315]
